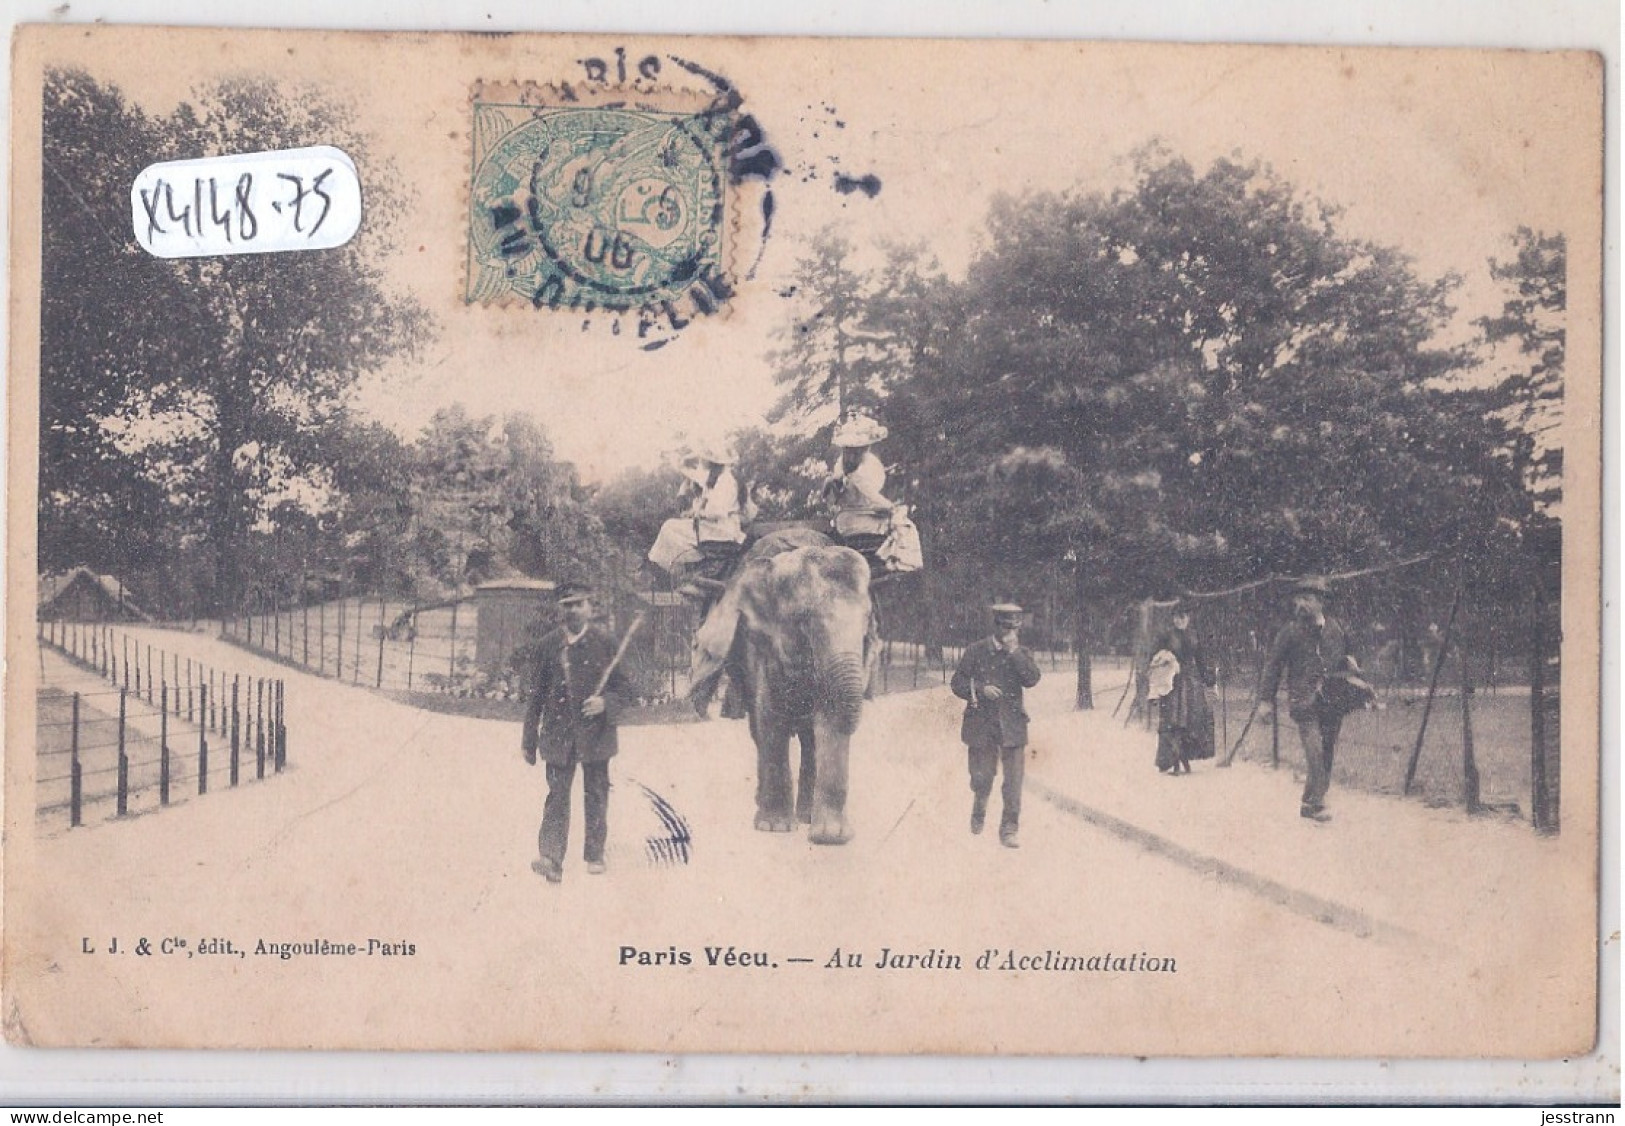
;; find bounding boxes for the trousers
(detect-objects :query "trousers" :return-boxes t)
[539,758,610,865]
[967,742,1025,831]
[1294,710,1344,812]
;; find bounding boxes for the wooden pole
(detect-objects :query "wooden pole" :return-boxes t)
[69,692,82,828]
[449,603,459,686]
[256,678,266,778]
[197,683,209,795]
[116,688,129,816]
[406,616,416,691]
[377,599,387,688]
[276,680,286,771]
[1530,578,1553,832]
[1460,636,1480,813]
[160,683,170,806]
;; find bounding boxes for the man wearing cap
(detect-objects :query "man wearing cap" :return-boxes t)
[951,603,1043,848]
[521,583,631,882]
[1257,577,1361,823]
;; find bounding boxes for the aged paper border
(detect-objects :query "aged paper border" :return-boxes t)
[0,0,1616,1106]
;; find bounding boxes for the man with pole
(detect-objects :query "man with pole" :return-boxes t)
[522,582,636,883]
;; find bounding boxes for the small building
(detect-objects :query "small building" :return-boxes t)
[38,567,151,622]
[473,578,555,673]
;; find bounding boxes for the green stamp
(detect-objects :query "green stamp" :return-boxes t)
[466,98,731,315]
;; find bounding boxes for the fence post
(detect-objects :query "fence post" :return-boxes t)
[406,619,416,691]
[231,676,241,783]
[320,599,328,676]
[186,658,195,723]
[1531,579,1554,833]
[134,643,142,700]
[449,603,459,686]
[256,678,266,779]
[303,601,310,668]
[197,684,209,795]
[116,687,129,816]
[1270,706,1279,769]
[377,600,387,688]
[229,677,241,786]
[353,598,362,683]
[276,680,286,771]
[1460,644,1480,813]
[274,596,282,657]
[160,683,170,806]
[337,596,345,680]
[70,692,82,828]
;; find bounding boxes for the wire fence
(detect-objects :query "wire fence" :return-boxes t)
[1107,568,1560,831]
[36,619,288,829]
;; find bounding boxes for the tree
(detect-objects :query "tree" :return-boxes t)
[765,229,945,426]
[407,407,606,594]
[1478,228,1565,512]
[887,149,1526,706]
[38,70,433,614]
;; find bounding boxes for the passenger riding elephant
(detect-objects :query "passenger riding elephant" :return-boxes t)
[689,527,872,845]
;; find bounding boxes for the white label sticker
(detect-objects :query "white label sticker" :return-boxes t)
[130,146,362,258]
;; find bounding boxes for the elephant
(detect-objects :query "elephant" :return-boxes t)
[689,527,872,845]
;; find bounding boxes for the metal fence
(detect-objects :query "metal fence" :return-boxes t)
[36,619,287,828]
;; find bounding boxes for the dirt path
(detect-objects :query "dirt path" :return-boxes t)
[7,628,1597,1057]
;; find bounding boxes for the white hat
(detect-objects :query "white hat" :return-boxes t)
[831,411,888,448]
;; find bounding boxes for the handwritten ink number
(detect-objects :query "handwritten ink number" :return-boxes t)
[235,174,258,241]
[276,169,334,237]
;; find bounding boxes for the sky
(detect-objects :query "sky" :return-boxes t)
[346,38,1600,481]
[10,7,1610,484]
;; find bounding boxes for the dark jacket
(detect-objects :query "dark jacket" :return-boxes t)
[951,637,1043,748]
[1151,626,1215,688]
[522,624,630,764]
[1258,616,1358,721]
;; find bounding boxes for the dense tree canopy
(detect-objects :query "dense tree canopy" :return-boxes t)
[39,70,431,613]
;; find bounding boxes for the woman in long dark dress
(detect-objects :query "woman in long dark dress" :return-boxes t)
[1152,604,1215,774]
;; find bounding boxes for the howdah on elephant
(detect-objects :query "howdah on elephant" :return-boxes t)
[689,527,872,845]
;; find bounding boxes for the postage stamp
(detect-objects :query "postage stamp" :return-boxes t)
[466,83,734,318]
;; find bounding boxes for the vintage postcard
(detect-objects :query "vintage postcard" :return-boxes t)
[3,24,1605,1061]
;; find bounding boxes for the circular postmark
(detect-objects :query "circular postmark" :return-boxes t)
[468,105,728,313]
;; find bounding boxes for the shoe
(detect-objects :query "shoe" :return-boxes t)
[1300,807,1332,823]
[531,858,563,883]
[1000,830,1020,849]
[971,803,986,835]
[586,860,607,875]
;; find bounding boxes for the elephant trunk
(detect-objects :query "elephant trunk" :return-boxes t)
[815,650,867,734]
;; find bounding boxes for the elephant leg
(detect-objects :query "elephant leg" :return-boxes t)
[794,723,817,824]
[808,717,852,845]
[754,721,795,833]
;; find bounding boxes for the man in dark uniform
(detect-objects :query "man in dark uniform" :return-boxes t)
[521,582,631,883]
[951,602,1043,848]
[1257,576,1361,824]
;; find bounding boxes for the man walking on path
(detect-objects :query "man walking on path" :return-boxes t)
[522,583,631,883]
[951,602,1043,848]
[1257,576,1363,824]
